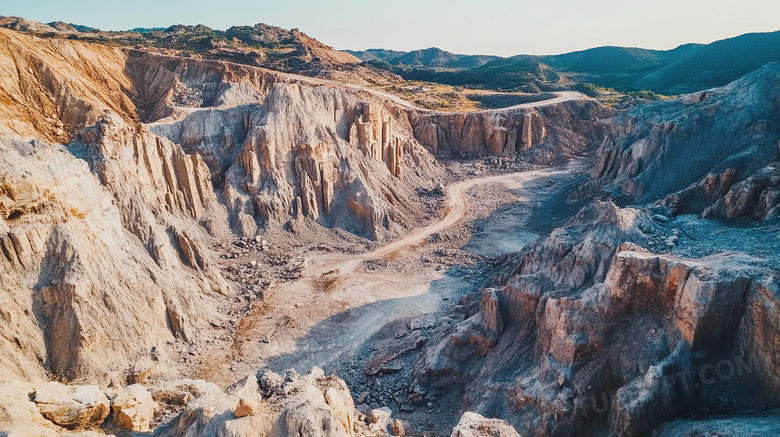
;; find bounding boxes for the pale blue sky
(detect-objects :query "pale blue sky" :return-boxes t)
[4,0,780,56]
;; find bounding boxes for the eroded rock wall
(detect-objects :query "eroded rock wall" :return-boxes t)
[588,63,780,207]
[0,28,136,143]
[0,26,444,384]
[221,83,442,239]
[415,201,780,436]
[409,100,608,164]
[0,137,224,382]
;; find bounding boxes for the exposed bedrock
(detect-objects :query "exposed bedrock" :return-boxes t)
[0,135,226,382]
[124,53,446,241]
[72,114,231,294]
[413,64,780,436]
[663,163,780,221]
[150,81,444,240]
[1,27,607,242]
[587,62,780,220]
[0,27,618,425]
[409,100,609,164]
[124,50,288,122]
[414,201,780,436]
[0,28,137,143]
[0,366,523,436]
[0,28,438,384]
[219,83,443,239]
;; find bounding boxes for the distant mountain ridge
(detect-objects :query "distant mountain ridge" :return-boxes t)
[3,14,778,95]
[345,47,501,69]
[541,31,780,93]
[351,30,780,94]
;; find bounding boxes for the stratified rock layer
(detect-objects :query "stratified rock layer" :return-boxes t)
[410,100,607,164]
[416,200,780,436]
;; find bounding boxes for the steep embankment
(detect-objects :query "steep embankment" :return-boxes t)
[0,28,136,142]
[413,63,780,436]
[0,24,613,436]
[128,50,444,239]
[409,93,606,162]
[588,62,780,218]
[0,29,232,383]
[0,27,432,386]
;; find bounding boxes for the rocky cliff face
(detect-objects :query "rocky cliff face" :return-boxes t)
[0,27,447,384]
[0,24,619,436]
[588,62,780,210]
[415,201,780,436]
[218,83,441,239]
[0,135,224,382]
[0,28,137,143]
[0,29,250,383]
[410,100,607,164]
[135,59,444,238]
[0,21,489,384]
[412,67,780,436]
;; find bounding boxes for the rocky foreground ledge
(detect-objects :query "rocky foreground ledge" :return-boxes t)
[0,367,521,436]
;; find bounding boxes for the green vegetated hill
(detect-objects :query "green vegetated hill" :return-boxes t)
[352,31,780,94]
[393,55,567,92]
[346,47,501,69]
[633,31,780,93]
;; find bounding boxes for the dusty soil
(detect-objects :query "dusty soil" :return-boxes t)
[180,158,586,434]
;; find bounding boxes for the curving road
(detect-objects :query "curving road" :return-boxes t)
[210,162,582,384]
[363,166,570,259]
[352,88,584,114]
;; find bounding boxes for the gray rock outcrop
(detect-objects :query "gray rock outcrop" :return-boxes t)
[415,200,779,436]
[588,62,780,211]
[111,384,157,432]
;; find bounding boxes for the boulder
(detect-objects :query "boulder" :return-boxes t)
[258,370,284,391]
[451,412,521,437]
[369,406,392,431]
[153,379,222,406]
[111,384,157,431]
[391,418,406,436]
[226,374,259,397]
[33,382,110,430]
[157,368,355,437]
[234,397,262,418]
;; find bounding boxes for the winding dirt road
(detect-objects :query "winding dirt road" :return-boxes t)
[355,88,585,114]
[194,62,589,384]
[364,171,557,259]
[198,163,581,385]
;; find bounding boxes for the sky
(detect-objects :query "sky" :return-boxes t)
[4,0,780,56]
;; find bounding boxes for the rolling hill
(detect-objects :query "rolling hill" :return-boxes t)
[352,30,780,94]
[346,47,501,69]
